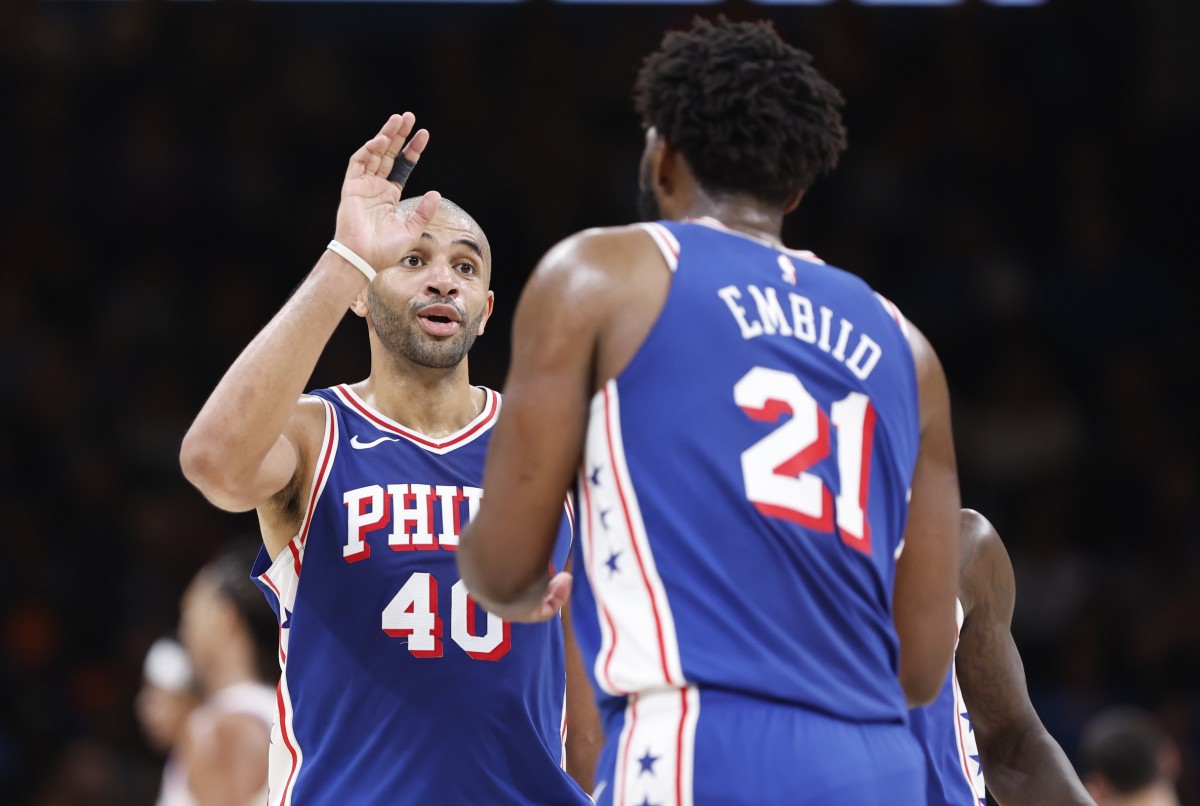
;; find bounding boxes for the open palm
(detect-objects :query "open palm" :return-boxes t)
[334,112,441,272]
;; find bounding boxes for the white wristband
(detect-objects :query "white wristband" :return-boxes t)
[326,239,377,282]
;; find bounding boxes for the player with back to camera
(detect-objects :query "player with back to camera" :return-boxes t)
[179,113,596,805]
[910,509,1095,805]
[458,17,961,805]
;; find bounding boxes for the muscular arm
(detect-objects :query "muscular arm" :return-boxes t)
[179,114,438,554]
[185,714,271,806]
[892,325,961,706]
[458,231,618,620]
[956,510,1095,805]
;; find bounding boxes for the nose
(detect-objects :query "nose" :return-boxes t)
[424,258,460,298]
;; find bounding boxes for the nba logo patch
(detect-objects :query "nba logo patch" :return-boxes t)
[777,254,797,285]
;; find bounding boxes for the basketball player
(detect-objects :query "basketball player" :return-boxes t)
[1081,707,1181,806]
[458,18,960,805]
[176,545,278,806]
[911,509,1094,805]
[135,637,199,806]
[179,113,594,804]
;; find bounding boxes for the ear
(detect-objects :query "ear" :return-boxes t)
[783,189,805,214]
[652,134,676,195]
[350,285,370,318]
[477,290,495,336]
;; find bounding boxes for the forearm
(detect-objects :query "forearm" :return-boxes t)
[983,726,1095,805]
[181,252,363,497]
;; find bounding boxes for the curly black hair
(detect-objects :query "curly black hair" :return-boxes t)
[634,17,848,205]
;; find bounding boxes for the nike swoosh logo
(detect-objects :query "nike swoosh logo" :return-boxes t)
[350,434,401,450]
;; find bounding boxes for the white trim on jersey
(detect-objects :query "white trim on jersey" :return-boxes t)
[611,688,701,806]
[559,688,569,771]
[950,598,986,803]
[688,216,826,265]
[580,381,686,695]
[298,399,339,547]
[330,384,499,455]
[633,223,680,272]
[255,401,340,806]
[873,292,912,339]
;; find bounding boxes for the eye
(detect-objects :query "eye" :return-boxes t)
[456,262,478,276]
[402,255,422,268]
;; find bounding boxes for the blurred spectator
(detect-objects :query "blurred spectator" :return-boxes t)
[174,545,277,806]
[134,638,198,806]
[1082,707,1182,806]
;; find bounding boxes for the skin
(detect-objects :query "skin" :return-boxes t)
[177,576,271,806]
[458,127,960,707]
[135,682,198,754]
[954,509,1095,805]
[179,114,599,788]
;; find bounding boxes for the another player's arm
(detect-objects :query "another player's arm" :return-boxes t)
[892,325,961,706]
[184,714,271,806]
[955,510,1095,805]
[562,585,602,792]
[459,230,626,621]
[180,115,438,553]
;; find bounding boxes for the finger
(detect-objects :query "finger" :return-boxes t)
[347,133,389,182]
[401,190,442,235]
[388,128,430,190]
[538,573,573,618]
[377,112,416,180]
[362,130,391,177]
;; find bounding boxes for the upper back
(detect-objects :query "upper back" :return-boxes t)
[572,218,921,721]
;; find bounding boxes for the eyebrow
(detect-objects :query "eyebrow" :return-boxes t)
[419,232,485,260]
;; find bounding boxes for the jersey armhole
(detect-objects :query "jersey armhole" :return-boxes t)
[632,222,680,273]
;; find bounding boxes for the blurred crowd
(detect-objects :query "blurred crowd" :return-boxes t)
[0,0,1196,803]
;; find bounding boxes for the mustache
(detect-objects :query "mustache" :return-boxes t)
[411,296,468,320]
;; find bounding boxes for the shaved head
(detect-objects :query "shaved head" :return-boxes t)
[396,196,492,277]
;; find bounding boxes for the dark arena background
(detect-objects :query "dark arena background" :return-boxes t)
[1,0,1197,803]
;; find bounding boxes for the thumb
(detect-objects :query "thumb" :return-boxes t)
[402,190,442,236]
[541,572,573,616]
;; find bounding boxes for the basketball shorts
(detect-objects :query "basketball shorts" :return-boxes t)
[591,686,925,805]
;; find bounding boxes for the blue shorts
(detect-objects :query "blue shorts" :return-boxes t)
[592,687,925,805]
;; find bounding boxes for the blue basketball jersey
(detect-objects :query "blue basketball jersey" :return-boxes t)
[570,218,922,800]
[909,600,987,806]
[252,385,589,806]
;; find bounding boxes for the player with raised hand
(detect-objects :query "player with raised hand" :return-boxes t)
[180,113,595,805]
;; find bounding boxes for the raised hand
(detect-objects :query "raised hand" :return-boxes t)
[334,113,441,274]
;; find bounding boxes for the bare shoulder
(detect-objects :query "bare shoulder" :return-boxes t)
[533,224,666,287]
[959,508,1016,619]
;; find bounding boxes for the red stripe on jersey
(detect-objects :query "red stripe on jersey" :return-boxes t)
[579,460,623,695]
[618,694,640,806]
[275,681,299,806]
[259,572,287,664]
[298,402,338,547]
[952,669,975,791]
[335,385,497,450]
[604,385,675,684]
[676,688,689,806]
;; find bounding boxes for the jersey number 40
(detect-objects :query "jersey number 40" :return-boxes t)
[735,366,876,555]
[382,574,511,661]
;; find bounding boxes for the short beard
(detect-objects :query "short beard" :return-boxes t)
[367,285,483,370]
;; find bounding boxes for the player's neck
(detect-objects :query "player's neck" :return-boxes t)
[672,192,785,248]
[200,647,261,697]
[354,361,483,439]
